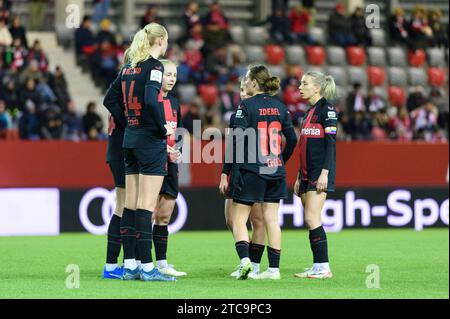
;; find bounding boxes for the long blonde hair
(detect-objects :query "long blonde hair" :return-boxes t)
[124,23,168,68]
[305,71,338,101]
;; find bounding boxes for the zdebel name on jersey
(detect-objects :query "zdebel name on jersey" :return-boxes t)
[301,127,322,136]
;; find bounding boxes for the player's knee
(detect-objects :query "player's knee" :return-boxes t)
[155,215,170,225]
[250,215,265,230]
[304,214,321,230]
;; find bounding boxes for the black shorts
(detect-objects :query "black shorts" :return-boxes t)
[160,162,179,198]
[124,144,168,176]
[299,179,335,194]
[231,170,287,206]
[108,160,125,188]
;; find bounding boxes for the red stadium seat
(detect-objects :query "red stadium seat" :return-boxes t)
[198,84,219,107]
[372,126,387,141]
[407,49,426,67]
[265,44,285,65]
[427,67,446,86]
[367,66,385,86]
[346,46,366,66]
[388,86,406,107]
[5,128,19,140]
[305,46,326,66]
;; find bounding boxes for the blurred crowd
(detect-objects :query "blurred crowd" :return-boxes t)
[2,0,449,142]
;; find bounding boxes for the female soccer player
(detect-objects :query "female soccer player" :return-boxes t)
[102,65,128,279]
[119,23,176,282]
[294,71,338,279]
[219,78,267,278]
[151,59,186,277]
[229,65,298,280]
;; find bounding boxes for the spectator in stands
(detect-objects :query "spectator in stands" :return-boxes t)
[0,80,19,120]
[92,40,119,88]
[220,80,239,123]
[96,19,117,47]
[351,7,372,46]
[411,100,438,140]
[288,5,315,44]
[347,110,373,140]
[429,86,449,131]
[30,0,48,31]
[0,0,11,22]
[429,9,448,48]
[408,5,434,49]
[328,3,356,47]
[388,7,412,47]
[272,0,289,13]
[49,66,71,112]
[141,5,162,28]
[0,99,11,138]
[75,16,97,58]
[9,15,28,49]
[266,7,293,44]
[182,101,201,136]
[63,100,83,141]
[346,83,366,116]
[366,88,385,113]
[182,1,201,42]
[406,85,427,112]
[92,0,111,26]
[40,105,63,140]
[10,38,28,72]
[388,106,413,141]
[18,100,40,140]
[82,101,104,140]
[19,78,42,113]
[302,0,316,27]
[202,1,231,52]
[202,103,222,131]
[27,39,49,73]
[0,18,12,48]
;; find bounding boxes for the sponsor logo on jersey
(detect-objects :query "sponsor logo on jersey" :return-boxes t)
[236,109,243,118]
[150,69,163,83]
[301,127,322,136]
[325,126,337,134]
[328,111,336,118]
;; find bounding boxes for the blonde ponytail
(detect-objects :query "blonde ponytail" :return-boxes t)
[124,23,168,68]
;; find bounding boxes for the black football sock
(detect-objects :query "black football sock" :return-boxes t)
[249,242,265,264]
[267,246,281,269]
[120,208,136,261]
[106,214,122,264]
[135,209,153,264]
[235,241,250,260]
[153,224,169,261]
[309,225,329,263]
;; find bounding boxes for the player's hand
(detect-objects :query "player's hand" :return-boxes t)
[164,124,174,136]
[167,145,181,163]
[294,179,300,197]
[219,173,229,196]
[317,171,328,193]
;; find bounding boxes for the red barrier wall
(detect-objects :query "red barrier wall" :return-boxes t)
[0,141,448,188]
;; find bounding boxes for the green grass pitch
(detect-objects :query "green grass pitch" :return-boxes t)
[0,229,448,299]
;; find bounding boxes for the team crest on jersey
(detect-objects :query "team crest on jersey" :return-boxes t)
[150,69,163,83]
[236,109,243,118]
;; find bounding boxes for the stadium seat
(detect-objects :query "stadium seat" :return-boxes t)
[285,46,306,65]
[370,28,386,46]
[310,27,325,45]
[367,66,386,86]
[230,25,245,44]
[407,49,426,67]
[427,48,446,67]
[177,84,197,104]
[198,84,219,107]
[387,47,407,67]
[120,24,139,42]
[407,67,427,86]
[245,45,265,63]
[427,67,446,86]
[304,66,324,75]
[372,126,387,140]
[268,65,286,80]
[367,47,386,66]
[5,128,19,140]
[388,86,406,107]
[56,24,73,48]
[326,66,348,86]
[305,46,326,65]
[387,67,407,86]
[372,86,388,101]
[166,24,183,43]
[247,26,269,45]
[346,46,366,66]
[348,67,367,86]
[265,45,285,65]
[327,46,346,66]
